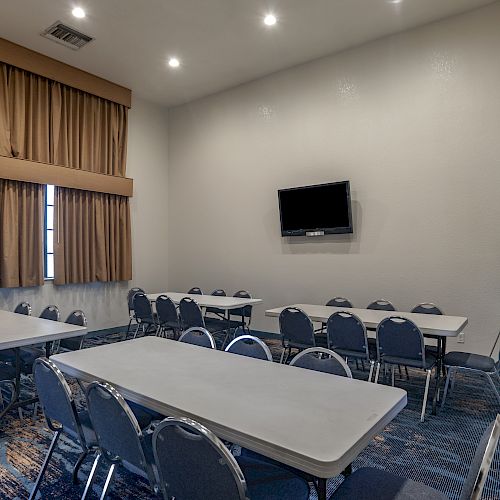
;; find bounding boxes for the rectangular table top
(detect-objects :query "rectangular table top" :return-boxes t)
[51,337,406,478]
[146,292,262,310]
[0,310,87,350]
[265,304,468,338]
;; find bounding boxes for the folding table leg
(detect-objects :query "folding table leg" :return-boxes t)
[316,478,327,500]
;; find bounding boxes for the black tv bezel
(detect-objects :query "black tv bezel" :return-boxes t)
[278,180,353,237]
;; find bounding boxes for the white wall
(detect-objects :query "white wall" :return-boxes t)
[0,96,169,331]
[167,3,500,355]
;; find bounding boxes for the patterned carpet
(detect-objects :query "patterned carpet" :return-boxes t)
[0,329,499,499]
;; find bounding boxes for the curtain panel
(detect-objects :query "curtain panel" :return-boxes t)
[0,61,131,286]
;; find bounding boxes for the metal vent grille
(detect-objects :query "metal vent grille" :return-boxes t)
[41,21,93,50]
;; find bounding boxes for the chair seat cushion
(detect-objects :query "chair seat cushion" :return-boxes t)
[204,317,228,333]
[236,454,310,500]
[444,351,496,372]
[59,337,84,352]
[0,363,16,381]
[382,352,436,370]
[332,467,448,500]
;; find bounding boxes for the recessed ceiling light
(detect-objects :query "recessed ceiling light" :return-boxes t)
[72,7,86,18]
[387,0,403,4]
[168,57,180,68]
[264,14,277,26]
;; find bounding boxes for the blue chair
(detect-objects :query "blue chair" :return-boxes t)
[125,287,145,338]
[152,416,310,500]
[30,358,97,499]
[188,287,203,295]
[331,415,500,500]
[132,293,157,338]
[326,297,353,308]
[411,303,443,315]
[327,311,374,381]
[205,288,227,319]
[225,335,273,361]
[228,290,254,333]
[180,297,227,339]
[290,347,352,378]
[82,382,158,499]
[279,307,315,364]
[0,302,32,363]
[442,330,500,408]
[14,301,32,315]
[39,305,60,322]
[179,327,216,349]
[375,317,436,422]
[57,310,88,352]
[367,299,396,311]
[155,295,180,339]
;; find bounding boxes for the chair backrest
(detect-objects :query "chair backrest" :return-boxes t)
[206,289,226,315]
[65,310,87,327]
[33,358,86,445]
[290,347,353,378]
[127,287,145,312]
[367,299,396,311]
[229,290,253,319]
[179,297,205,329]
[377,316,425,365]
[225,335,273,361]
[133,293,155,323]
[153,417,247,500]
[188,287,203,295]
[279,307,315,349]
[85,381,155,482]
[14,302,31,315]
[179,327,216,349]
[156,295,179,325]
[411,303,443,315]
[326,297,353,308]
[39,305,60,322]
[459,415,500,500]
[327,311,368,357]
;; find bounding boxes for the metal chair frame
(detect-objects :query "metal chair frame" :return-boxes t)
[367,299,396,311]
[29,358,95,499]
[326,297,353,308]
[179,327,217,349]
[155,294,180,339]
[152,416,248,500]
[290,347,353,378]
[57,310,88,353]
[133,293,157,339]
[125,287,145,338]
[411,302,444,315]
[279,307,316,364]
[225,335,273,361]
[14,302,32,315]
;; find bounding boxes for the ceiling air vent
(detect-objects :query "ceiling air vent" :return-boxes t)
[41,21,93,50]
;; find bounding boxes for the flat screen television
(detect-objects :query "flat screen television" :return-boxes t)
[278,181,353,236]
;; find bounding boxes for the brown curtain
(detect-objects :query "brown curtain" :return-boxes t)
[0,179,44,287]
[0,61,131,286]
[54,187,131,285]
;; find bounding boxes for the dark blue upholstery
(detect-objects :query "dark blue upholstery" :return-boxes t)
[367,300,396,311]
[0,363,15,382]
[188,287,203,295]
[205,288,227,317]
[230,290,253,320]
[156,295,179,333]
[179,327,216,348]
[411,303,443,315]
[327,311,369,359]
[179,297,205,329]
[444,352,496,372]
[326,297,353,308]
[225,335,272,361]
[127,287,145,312]
[14,302,31,315]
[133,293,156,325]
[331,467,448,499]
[39,305,60,322]
[153,417,247,500]
[290,348,352,378]
[59,310,87,352]
[279,307,315,350]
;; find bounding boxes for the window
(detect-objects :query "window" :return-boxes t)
[45,185,54,279]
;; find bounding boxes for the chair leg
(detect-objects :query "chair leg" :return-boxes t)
[100,463,116,500]
[441,366,452,409]
[279,348,286,364]
[405,366,410,380]
[133,323,140,339]
[124,319,132,340]
[421,369,432,423]
[374,362,381,384]
[368,361,375,383]
[391,365,396,387]
[29,430,61,500]
[72,449,89,484]
[485,373,500,405]
[81,453,102,500]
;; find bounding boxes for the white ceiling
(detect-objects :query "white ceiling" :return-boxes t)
[0,0,496,106]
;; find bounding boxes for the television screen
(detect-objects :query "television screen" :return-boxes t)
[278,181,353,236]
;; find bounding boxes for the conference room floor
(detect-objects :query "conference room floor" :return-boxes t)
[0,329,498,499]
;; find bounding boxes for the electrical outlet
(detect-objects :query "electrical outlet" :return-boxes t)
[457,332,465,343]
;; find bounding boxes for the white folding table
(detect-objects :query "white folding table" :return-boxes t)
[266,303,468,414]
[0,309,87,419]
[51,337,406,499]
[146,292,262,310]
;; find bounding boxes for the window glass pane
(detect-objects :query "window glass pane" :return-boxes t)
[46,184,55,206]
[46,254,54,279]
[46,229,54,254]
[46,206,54,230]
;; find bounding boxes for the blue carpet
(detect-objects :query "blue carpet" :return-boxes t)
[0,329,499,499]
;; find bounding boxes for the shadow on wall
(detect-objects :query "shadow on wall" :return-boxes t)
[279,200,362,255]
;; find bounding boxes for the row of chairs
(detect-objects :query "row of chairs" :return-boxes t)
[31,357,311,499]
[326,297,443,315]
